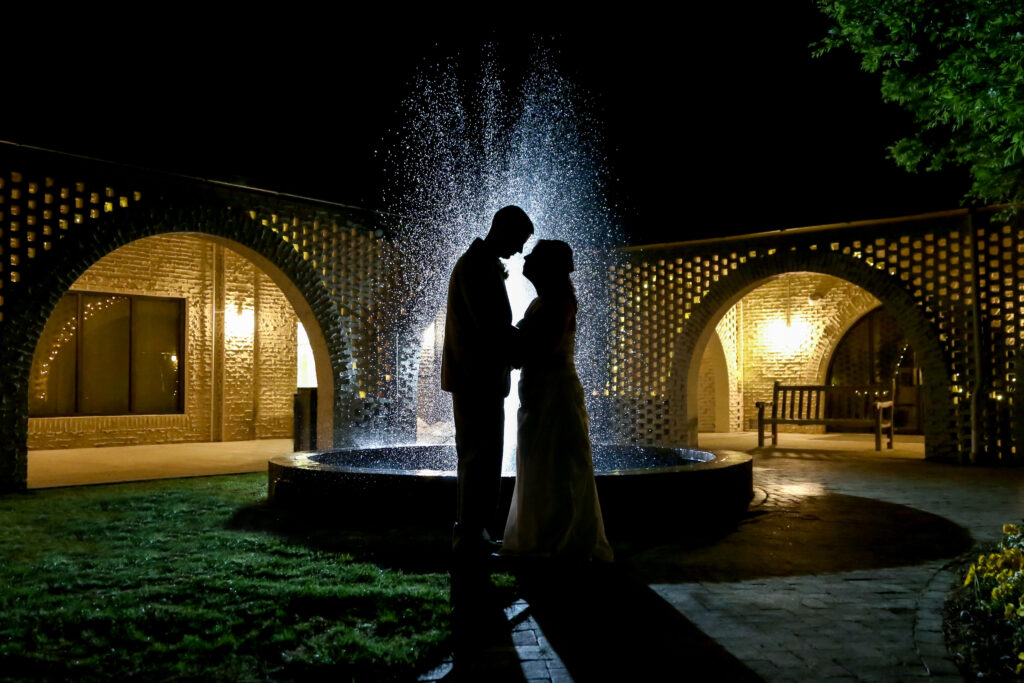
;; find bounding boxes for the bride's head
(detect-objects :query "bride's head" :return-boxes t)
[523,240,574,294]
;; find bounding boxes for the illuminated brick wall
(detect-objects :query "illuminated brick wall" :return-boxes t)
[27,235,298,449]
[255,268,298,438]
[720,305,743,431]
[736,273,878,432]
[697,306,747,432]
[696,341,720,431]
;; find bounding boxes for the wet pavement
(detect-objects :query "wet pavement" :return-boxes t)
[423,435,1024,682]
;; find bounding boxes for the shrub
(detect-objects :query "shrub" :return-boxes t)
[961,523,1024,676]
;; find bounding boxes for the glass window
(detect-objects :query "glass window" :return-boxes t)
[79,294,131,414]
[132,298,184,413]
[28,292,184,416]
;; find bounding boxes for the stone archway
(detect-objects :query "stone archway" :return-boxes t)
[671,251,956,460]
[0,202,346,491]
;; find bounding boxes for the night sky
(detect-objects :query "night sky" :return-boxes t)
[5,7,968,245]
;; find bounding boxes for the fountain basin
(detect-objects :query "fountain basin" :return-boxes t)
[268,444,753,535]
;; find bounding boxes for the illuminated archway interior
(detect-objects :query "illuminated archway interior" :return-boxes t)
[27,233,313,449]
[696,272,883,433]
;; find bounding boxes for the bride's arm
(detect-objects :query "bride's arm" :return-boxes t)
[517,295,573,366]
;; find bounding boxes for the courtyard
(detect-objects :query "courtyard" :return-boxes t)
[8,434,1016,681]
[2,9,1022,678]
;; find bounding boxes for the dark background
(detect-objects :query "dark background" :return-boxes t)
[3,7,968,245]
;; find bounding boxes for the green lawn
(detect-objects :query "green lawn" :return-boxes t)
[0,473,454,681]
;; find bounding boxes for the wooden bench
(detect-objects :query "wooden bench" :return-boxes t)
[755,380,895,450]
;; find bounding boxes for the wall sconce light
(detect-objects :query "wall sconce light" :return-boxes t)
[762,317,812,355]
[225,307,254,339]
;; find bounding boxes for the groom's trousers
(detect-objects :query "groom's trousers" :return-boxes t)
[451,392,505,552]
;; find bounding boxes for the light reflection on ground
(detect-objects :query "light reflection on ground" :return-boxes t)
[772,481,827,498]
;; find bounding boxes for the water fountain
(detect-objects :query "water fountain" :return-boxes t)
[268,43,753,530]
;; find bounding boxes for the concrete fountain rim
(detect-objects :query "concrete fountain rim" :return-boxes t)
[268,444,753,479]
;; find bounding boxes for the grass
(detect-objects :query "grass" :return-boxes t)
[0,474,455,681]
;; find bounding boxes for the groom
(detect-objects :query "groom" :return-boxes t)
[442,205,534,557]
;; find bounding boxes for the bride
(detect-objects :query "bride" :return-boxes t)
[501,239,613,562]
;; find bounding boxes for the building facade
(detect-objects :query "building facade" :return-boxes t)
[0,144,1020,491]
[609,210,1023,464]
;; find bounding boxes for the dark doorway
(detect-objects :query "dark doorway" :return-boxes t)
[826,307,923,433]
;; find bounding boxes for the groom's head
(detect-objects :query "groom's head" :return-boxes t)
[487,206,534,258]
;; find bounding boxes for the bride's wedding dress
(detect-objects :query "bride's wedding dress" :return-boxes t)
[501,286,613,562]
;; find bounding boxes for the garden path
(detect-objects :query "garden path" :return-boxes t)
[647,438,1021,682]
[28,439,290,488]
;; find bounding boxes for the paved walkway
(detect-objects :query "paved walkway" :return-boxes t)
[28,439,290,488]
[649,437,1020,682]
[646,455,964,682]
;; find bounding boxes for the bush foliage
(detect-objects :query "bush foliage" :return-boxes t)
[956,523,1024,678]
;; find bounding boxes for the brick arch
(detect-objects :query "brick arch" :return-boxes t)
[0,202,348,491]
[671,250,956,460]
[813,302,884,387]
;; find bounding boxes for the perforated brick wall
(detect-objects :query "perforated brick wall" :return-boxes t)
[613,211,1024,462]
[2,144,1023,490]
[0,146,387,490]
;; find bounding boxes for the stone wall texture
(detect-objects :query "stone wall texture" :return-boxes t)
[26,235,298,449]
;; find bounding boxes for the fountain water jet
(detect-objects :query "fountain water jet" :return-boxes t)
[268,42,753,527]
[381,43,622,458]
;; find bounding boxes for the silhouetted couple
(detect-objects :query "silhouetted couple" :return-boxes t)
[442,205,613,563]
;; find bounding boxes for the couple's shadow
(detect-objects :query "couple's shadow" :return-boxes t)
[448,555,761,682]
[227,503,759,681]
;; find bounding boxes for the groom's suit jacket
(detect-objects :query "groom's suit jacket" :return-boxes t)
[441,238,515,398]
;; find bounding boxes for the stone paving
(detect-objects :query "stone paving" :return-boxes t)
[418,600,570,682]
[654,563,957,681]
[422,436,1024,682]
[648,448,1024,683]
